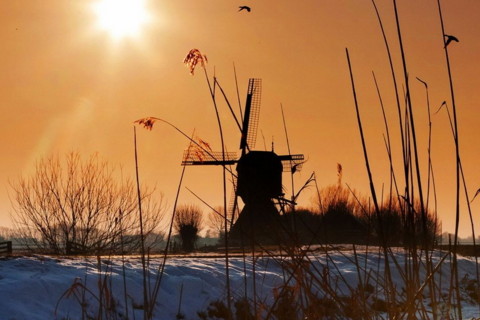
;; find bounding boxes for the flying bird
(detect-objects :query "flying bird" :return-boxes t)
[444,34,459,48]
[238,6,251,12]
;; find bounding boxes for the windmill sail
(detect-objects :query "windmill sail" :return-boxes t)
[182,150,237,165]
[279,154,305,172]
[227,174,240,229]
[240,78,262,154]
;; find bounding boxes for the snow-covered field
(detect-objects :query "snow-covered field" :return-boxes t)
[0,249,479,319]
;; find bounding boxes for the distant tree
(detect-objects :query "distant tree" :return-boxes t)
[10,152,164,254]
[0,226,14,241]
[174,204,203,252]
[206,206,226,239]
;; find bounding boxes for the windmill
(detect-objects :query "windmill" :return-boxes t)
[181,78,304,244]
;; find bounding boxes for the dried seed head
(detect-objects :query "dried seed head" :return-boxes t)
[183,49,207,75]
[134,117,157,130]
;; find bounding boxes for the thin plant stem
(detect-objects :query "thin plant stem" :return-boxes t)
[416,76,439,317]
[346,48,400,318]
[147,133,194,319]
[233,63,244,123]
[439,102,480,313]
[119,209,129,319]
[345,49,380,215]
[202,67,232,316]
[416,77,433,216]
[313,172,323,213]
[133,126,149,320]
[392,2,435,318]
[176,282,184,318]
[371,0,407,190]
[392,0,428,248]
[185,187,233,226]
[280,104,296,209]
[214,78,243,133]
[436,1,462,318]
[372,71,401,210]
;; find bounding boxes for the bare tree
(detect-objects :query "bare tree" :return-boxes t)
[174,204,203,252]
[206,206,226,239]
[10,152,164,254]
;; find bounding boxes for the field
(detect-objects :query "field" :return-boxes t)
[1,247,479,319]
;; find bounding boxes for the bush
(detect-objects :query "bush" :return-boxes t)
[174,204,203,252]
[10,152,164,255]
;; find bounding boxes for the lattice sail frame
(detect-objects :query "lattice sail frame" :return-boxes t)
[182,150,238,165]
[279,154,305,172]
[240,78,262,153]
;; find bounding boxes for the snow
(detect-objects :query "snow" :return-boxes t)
[0,249,479,319]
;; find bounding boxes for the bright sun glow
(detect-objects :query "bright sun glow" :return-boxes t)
[93,0,150,40]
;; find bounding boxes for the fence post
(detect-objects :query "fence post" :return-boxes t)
[0,241,13,255]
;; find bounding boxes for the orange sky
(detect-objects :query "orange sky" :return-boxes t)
[1,0,480,237]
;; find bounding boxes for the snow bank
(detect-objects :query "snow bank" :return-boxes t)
[0,250,478,319]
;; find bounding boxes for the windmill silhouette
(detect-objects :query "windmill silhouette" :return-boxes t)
[181,78,304,244]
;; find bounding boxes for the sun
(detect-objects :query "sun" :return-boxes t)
[93,0,150,40]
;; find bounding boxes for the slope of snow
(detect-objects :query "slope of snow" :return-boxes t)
[0,249,478,319]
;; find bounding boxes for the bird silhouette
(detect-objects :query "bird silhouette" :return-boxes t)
[238,6,251,12]
[444,34,459,48]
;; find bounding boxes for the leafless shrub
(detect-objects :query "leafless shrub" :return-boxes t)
[206,206,226,239]
[10,152,164,255]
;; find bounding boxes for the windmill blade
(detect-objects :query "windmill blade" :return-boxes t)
[279,154,305,173]
[239,78,262,154]
[227,175,241,230]
[182,150,238,165]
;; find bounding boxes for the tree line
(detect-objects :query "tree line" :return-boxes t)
[7,153,440,254]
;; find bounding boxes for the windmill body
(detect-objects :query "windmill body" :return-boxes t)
[182,78,304,244]
[232,150,285,243]
[236,151,283,203]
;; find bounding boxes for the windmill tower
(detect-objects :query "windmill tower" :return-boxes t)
[181,78,304,244]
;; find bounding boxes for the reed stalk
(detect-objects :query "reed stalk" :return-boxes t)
[201,66,233,317]
[280,104,296,210]
[392,1,429,261]
[436,0,463,318]
[133,126,149,320]
[438,101,480,315]
[118,209,129,319]
[346,48,400,318]
[416,77,439,317]
[147,133,193,320]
